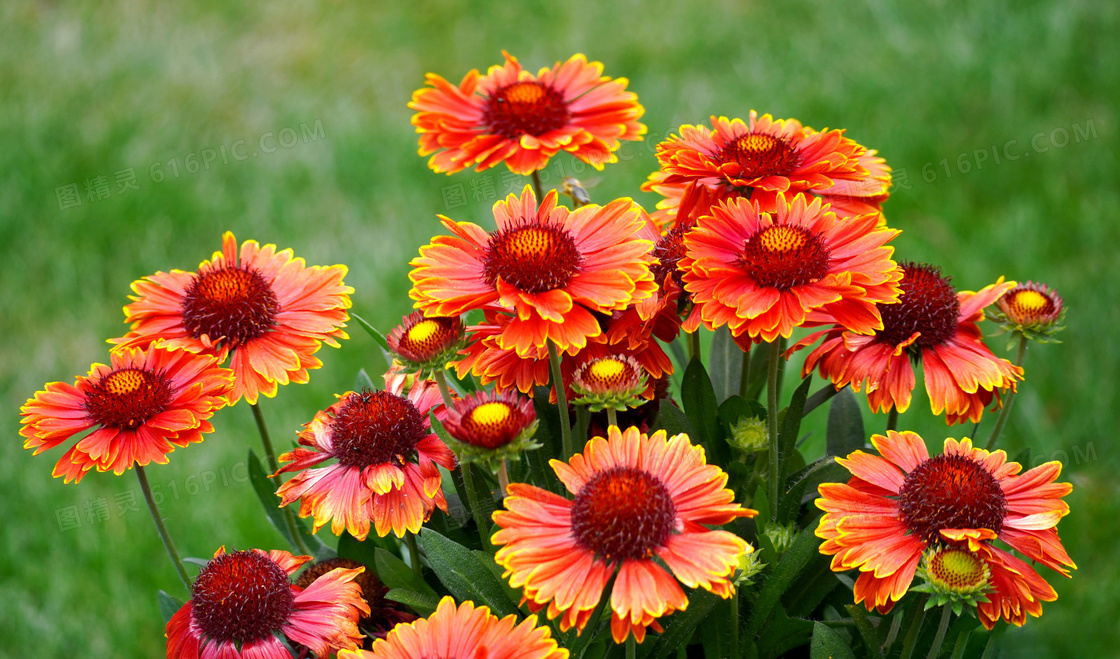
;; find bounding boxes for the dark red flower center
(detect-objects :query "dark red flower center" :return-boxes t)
[191,550,294,644]
[484,223,582,294]
[898,453,1007,544]
[739,224,831,290]
[571,467,676,562]
[181,264,279,347]
[84,367,173,430]
[457,401,526,449]
[391,314,463,364]
[876,263,960,350]
[484,81,570,139]
[719,133,800,180]
[330,390,428,468]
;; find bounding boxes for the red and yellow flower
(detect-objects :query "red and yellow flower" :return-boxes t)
[409,186,656,357]
[409,51,645,175]
[20,344,233,483]
[492,426,756,643]
[799,264,1023,424]
[166,546,368,658]
[113,231,353,405]
[338,596,566,659]
[816,431,1075,627]
[680,193,902,344]
[274,375,455,540]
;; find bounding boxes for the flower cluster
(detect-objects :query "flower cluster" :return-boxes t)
[22,51,1074,658]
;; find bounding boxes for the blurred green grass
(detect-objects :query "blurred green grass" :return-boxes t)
[1,0,1116,656]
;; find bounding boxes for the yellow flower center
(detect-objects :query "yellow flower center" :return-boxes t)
[719,132,800,180]
[469,402,513,427]
[739,224,830,290]
[484,223,582,294]
[1011,289,1049,312]
[503,81,548,105]
[589,358,626,381]
[104,370,146,395]
[758,225,808,253]
[928,547,988,592]
[406,319,442,345]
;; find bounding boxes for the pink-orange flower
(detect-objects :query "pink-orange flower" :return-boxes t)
[338,596,566,659]
[166,546,368,658]
[642,112,888,226]
[409,51,645,175]
[409,186,656,357]
[492,426,756,643]
[113,231,353,405]
[274,375,455,539]
[680,193,902,344]
[816,431,1075,627]
[20,344,233,483]
[799,264,1023,424]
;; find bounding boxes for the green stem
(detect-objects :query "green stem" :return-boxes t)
[498,459,509,497]
[882,607,905,653]
[984,334,1028,450]
[606,407,618,429]
[459,463,494,551]
[626,635,636,659]
[531,170,545,200]
[950,626,973,659]
[432,369,456,409]
[887,407,899,433]
[547,342,574,458]
[251,402,311,555]
[738,342,752,399]
[405,531,423,578]
[729,590,741,659]
[136,465,191,592]
[766,340,782,522]
[689,330,702,362]
[899,594,929,659]
[925,604,953,659]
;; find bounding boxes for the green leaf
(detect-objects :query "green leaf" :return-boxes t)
[826,387,865,458]
[246,449,294,548]
[384,588,440,617]
[681,357,728,463]
[777,376,813,487]
[158,590,184,625]
[744,526,822,641]
[810,621,857,659]
[373,547,437,598]
[421,528,519,618]
[710,325,744,403]
[756,605,814,659]
[352,313,390,351]
[651,399,696,438]
[354,367,376,392]
[337,531,396,570]
[650,589,722,659]
[752,483,771,533]
[778,457,848,524]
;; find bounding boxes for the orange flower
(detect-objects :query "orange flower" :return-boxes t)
[409,51,645,175]
[492,426,755,643]
[409,186,656,357]
[166,546,369,658]
[799,264,1023,424]
[274,375,455,539]
[113,231,352,405]
[816,431,1075,626]
[337,596,566,659]
[642,112,888,226]
[20,344,233,483]
[680,193,902,344]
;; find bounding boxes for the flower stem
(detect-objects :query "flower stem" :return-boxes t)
[626,635,636,659]
[984,333,1028,450]
[433,369,456,410]
[136,465,191,592]
[531,171,545,200]
[887,407,899,433]
[547,341,574,458]
[925,604,953,659]
[689,330,702,362]
[606,407,618,429]
[766,340,782,522]
[405,531,423,578]
[729,590,741,659]
[898,594,929,659]
[251,402,311,556]
[498,459,510,497]
[738,342,753,399]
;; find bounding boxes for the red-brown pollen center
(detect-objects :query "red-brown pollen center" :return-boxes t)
[460,401,523,449]
[1004,288,1056,324]
[571,467,676,562]
[876,263,960,351]
[181,264,279,347]
[191,550,294,644]
[330,391,427,468]
[898,453,1007,545]
[484,81,570,139]
[739,224,831,290]
[84,368,173,430]
[484,223,582,294]
[397,316,463,363]
[719,133,800,180]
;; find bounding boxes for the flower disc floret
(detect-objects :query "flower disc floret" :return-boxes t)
[330,390,427,468]
[898,453,1007,543]
[192,550,295,644]
[571,467,677,561]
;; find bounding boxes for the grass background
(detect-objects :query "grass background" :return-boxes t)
[1,0,1116,656]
